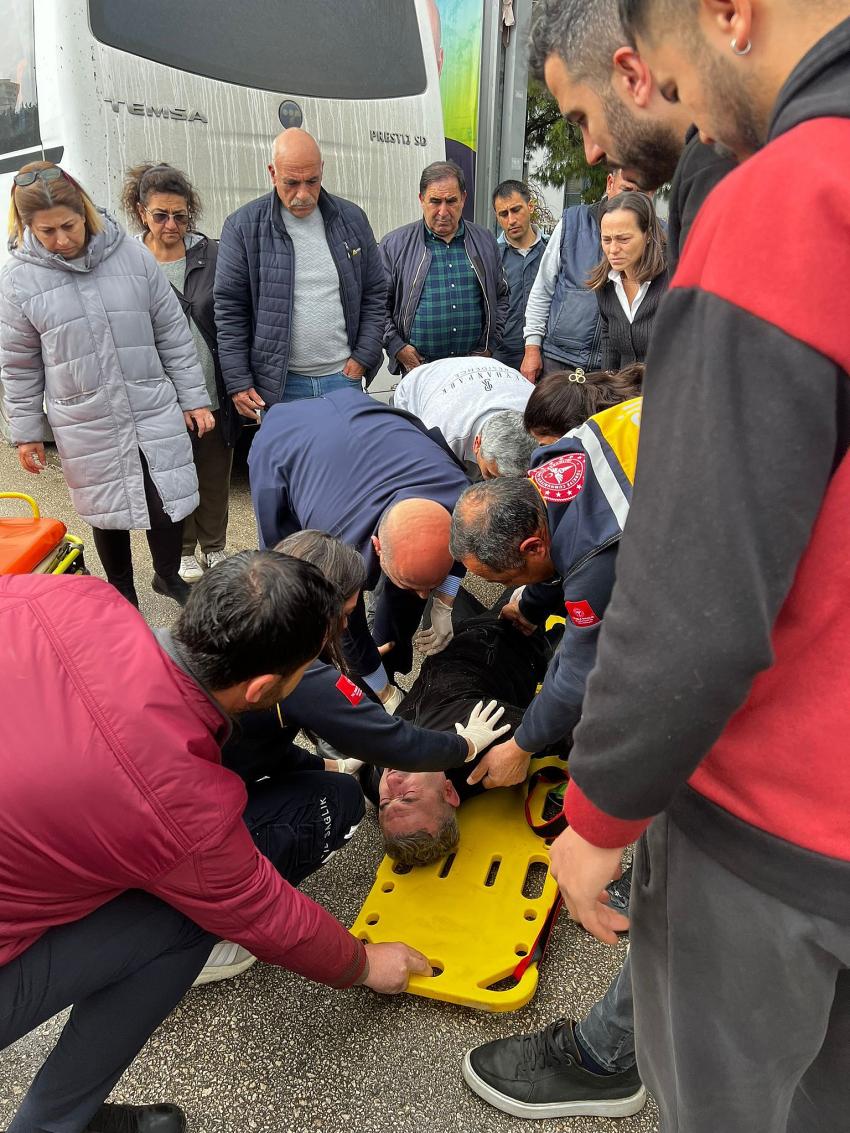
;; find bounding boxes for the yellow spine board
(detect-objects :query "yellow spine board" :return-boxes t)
[352,757,564,1012]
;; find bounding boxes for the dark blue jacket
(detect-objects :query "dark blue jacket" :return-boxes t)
[544,203,604,370]
[381,219,509,374]
[224,659,468,784]
[214,189,387,406]
[514,398,641,752]
[497,231,547,357]
[248,387,470,589]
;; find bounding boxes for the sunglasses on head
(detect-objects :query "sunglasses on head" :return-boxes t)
[144,206,189,226]
[13,166,68,188]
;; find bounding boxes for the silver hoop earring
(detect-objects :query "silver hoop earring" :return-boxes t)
[731,37,752,56]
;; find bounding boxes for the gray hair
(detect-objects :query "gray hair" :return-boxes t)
[529,0,627,84]
[419,160,466,196]
[275,530,367,600]
[450,478,547,573]
[478,411,538,477]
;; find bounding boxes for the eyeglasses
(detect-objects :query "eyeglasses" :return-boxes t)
[13,166,67,188]
[144,207,190,226]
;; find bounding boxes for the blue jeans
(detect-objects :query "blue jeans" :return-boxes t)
[575,951,636,1072]
[281,371,359,402]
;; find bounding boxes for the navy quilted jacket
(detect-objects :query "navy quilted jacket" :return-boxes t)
[214,189,387,405]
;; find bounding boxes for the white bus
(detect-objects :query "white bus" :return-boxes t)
[0,0,448,419]
[0,0,446,247]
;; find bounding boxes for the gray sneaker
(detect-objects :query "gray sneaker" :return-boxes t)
[178,555,203,583]
[200,549,228,570]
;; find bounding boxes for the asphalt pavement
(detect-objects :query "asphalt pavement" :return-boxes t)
[0,437,659,1133]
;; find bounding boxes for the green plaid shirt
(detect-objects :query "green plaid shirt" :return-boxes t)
[409,221,485,361]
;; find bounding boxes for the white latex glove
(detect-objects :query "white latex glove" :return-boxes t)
[413,596,454,657]
[509,585,526,607]
[455,700,511,761]
[379,684,404,715]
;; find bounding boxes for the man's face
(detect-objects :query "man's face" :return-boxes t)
[420,176,466,240]
[372,539,445,600]
[544,54,683,190]
[270,156,323,217]
[460,548,555,589]
[378,769,458,841]
[472,435,500,479]
[633,23,763,161]
[493,192,533,245]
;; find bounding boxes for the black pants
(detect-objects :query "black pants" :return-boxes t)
[2,892,213,1133]
[92,453,183,604]
[2,765,364,1132]
[242,759,366,887]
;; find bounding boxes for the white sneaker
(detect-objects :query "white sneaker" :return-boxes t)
[179,555,204,583]
[193,941,256,987]
[201,549,228,570]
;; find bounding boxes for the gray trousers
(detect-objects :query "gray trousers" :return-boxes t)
[182,408,233,556]
[632,812,850,1133]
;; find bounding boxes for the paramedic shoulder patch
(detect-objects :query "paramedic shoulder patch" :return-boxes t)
[565,600,600,627]
[528,454,586,502]
[335,675,364,706]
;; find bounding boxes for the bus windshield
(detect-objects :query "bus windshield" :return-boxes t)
[88,0,428,101]
[0,0,40,156]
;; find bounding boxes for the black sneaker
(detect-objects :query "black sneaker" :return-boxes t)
[151,573,191,606]
[86,1103,187,1133]
[462,1018,645,1119]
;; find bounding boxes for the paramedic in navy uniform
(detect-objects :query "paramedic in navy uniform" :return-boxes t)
[248,386,471,708]
[449,399,641,787]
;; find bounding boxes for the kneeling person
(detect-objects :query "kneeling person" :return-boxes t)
[450,398,641,789]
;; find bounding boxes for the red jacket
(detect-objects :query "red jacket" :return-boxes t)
[0,575,366,986]
[563,20,850,924]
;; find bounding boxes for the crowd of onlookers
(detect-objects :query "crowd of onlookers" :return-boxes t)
[1,122,665,601]
[1,0,848,1131]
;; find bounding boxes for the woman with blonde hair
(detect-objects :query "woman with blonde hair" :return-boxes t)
[588,190,668,371]
[0,161,213,607]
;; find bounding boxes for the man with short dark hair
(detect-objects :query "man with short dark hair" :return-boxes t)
[381,160,508,374]
[501,1,850,1130]
[215,128,387,416]
[0,557,429,1133]
[491,180,548,371]
[526,0,737,273]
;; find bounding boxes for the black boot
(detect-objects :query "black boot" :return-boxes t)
[87,1102,187,1133]
[152,573,191,606]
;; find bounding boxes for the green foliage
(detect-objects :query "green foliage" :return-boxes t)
[524,81,608,204]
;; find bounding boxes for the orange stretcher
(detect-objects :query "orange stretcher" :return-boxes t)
[0,493,87,576]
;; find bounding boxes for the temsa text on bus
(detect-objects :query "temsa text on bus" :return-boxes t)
[103,99,208,124]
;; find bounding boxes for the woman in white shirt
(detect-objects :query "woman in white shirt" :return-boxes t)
[588,191,667,371]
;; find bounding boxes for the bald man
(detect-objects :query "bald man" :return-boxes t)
[248,386,471,703]
[214,128,387,417]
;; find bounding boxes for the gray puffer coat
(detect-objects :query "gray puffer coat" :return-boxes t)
[0,214,209,529]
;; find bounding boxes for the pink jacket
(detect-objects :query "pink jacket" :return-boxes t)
[0,575,365,987]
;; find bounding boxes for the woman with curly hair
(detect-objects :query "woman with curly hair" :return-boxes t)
[122,162,237,583]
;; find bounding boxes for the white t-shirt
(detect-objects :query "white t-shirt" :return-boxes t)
[393,356,532,463]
